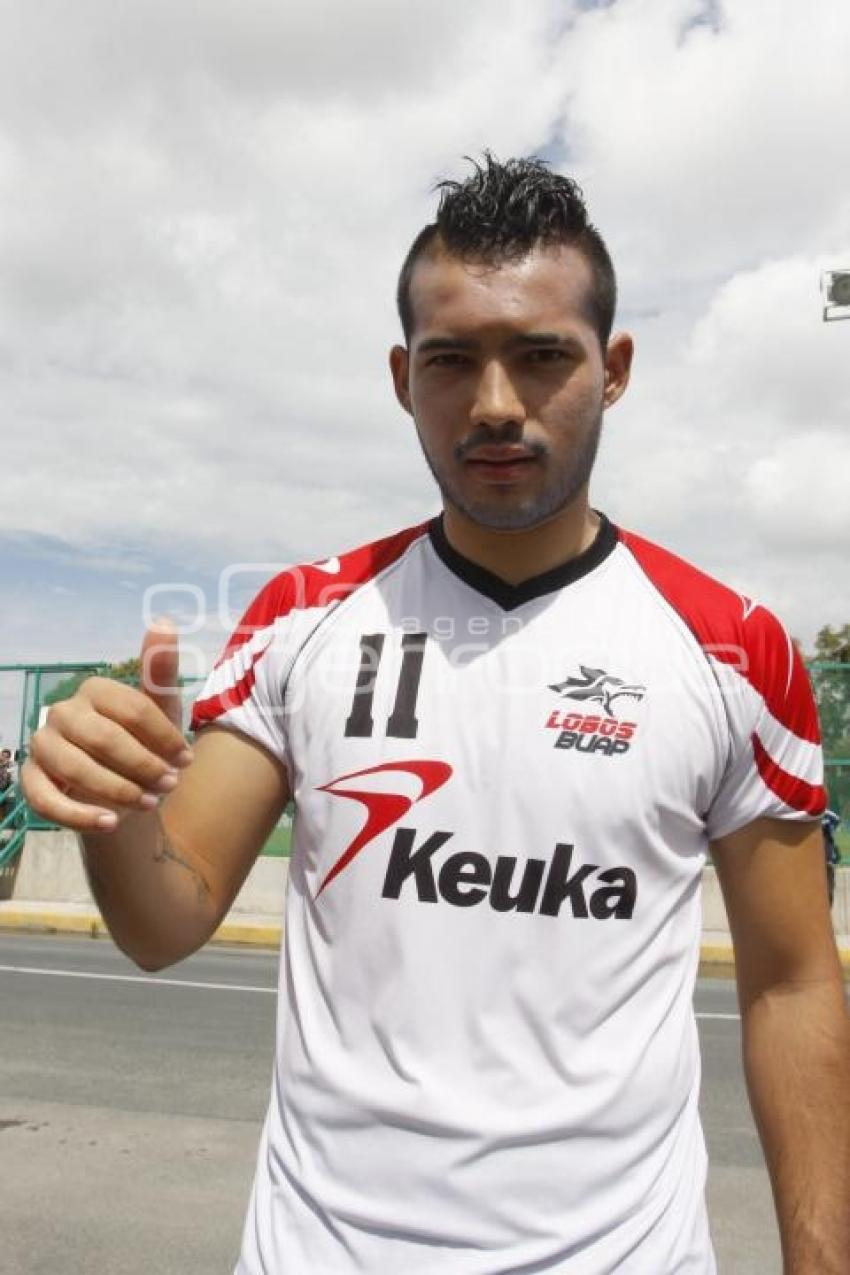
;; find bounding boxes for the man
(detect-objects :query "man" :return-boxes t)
[0,747,12,835]
[23,156,849,1273]
[0,747,14,797]
[822,806,842,908]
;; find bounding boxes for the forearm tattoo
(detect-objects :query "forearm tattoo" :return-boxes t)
[153,812,211,903]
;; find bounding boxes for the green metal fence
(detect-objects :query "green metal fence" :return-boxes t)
[812,662,850,860]
[0,665,294,861]
[0,662,107,860]
[0,783,27,868]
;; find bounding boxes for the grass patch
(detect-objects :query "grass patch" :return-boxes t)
[836,826,850,866]
[262,824,292,858]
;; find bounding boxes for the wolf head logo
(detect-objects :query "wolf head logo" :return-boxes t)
[549,665,646,717]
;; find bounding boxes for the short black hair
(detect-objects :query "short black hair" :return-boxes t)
[397,153,617,348]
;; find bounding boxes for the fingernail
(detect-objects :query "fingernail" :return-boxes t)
[173,748,194,768]
[155,772,179,793]
[138,793,160,810]
[96,812,118,829]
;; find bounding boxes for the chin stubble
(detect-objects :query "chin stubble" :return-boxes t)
[416,416,603,532]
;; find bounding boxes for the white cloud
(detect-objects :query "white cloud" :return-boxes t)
[745,432,850,546]
[556,0,850,295]
[0,0,848,662]
[686,255,850,432]
[593,247,850,635]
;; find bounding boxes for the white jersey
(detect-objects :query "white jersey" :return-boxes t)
[192,514,825,1275]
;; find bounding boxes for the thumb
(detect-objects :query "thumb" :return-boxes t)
[140,618,183,731]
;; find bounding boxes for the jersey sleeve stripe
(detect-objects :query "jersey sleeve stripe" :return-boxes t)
[751,734,826,816]
[707,632,820,745]
[618,529,821,745]
[752,703,824,786]
[192,638,272,727]
[190,522,431,733]
[706,655,825,782]
[214,522,431,665]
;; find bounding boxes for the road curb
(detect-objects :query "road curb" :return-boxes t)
[211,920,281,948]
[1,908,848,974]
[0,907,282,949]
[0,907,111,940]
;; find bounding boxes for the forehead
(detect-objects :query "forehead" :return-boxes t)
[407,241,596,342]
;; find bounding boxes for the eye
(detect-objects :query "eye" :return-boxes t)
[427,352,471,368]
[527,347,569,364]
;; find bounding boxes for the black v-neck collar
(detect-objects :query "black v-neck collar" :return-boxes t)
[427,513,618,611]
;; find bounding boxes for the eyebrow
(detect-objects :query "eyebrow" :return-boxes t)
[506,333,584,354]
[414,332,583,355]
[414,337,477,354]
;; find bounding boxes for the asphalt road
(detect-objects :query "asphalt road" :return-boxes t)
[1,933,782,1274]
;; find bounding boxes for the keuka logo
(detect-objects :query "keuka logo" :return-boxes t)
[546,664,646,758]
[382,830,637,919]
[315,765,636,918]
[315,760,452,895]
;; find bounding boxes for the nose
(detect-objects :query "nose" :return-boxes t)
[470,360,526,432]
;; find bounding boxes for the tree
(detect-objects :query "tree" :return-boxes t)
[812,623,850,663]
[105,657,142,681]
[30,658,144,734]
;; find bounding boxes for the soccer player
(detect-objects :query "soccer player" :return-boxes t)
[22,156,849,1274]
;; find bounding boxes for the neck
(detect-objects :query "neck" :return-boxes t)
[441,497,600,585]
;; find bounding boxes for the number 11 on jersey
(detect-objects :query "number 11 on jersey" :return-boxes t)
[344,633,428,740]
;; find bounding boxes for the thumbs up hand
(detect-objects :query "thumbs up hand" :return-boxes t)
[140,620,184,732]
[21,620,194,832]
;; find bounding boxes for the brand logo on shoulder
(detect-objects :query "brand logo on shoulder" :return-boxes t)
[313,555,341,574]
[545,664,646,758]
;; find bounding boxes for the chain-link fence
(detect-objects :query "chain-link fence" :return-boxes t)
[810,662,850,859]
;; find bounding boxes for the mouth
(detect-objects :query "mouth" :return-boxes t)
[463,446,541,484]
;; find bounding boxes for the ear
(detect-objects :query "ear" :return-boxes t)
[602,331,634,409]
[389,344,413,415]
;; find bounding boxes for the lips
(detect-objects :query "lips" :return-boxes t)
[466,446,537,471]
[464,448,540,484]
[465,446,537,465]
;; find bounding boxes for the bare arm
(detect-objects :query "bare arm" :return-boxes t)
[21,625,290,970]
[712,817,850,1274]
[77,727,289,969]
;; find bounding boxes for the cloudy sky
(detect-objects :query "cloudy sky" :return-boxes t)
[1,0,848,743]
